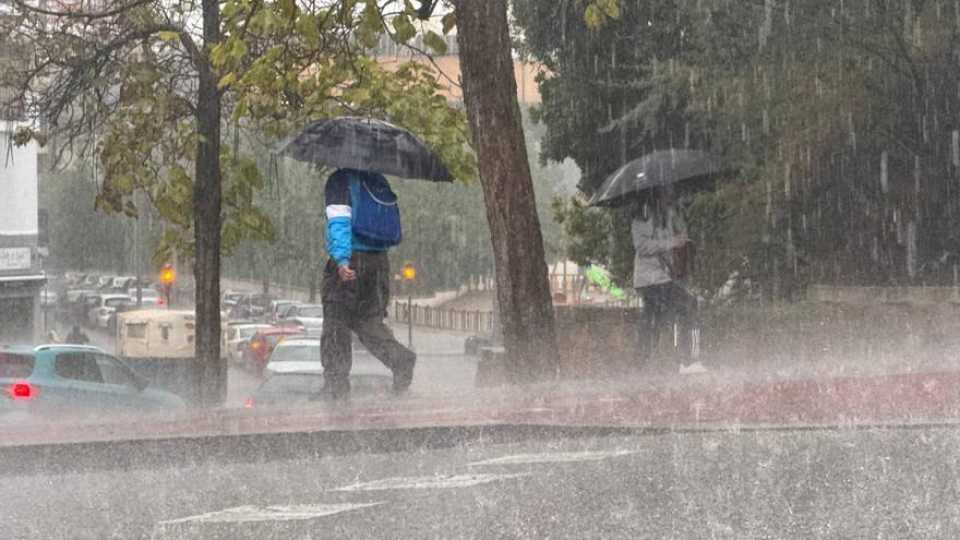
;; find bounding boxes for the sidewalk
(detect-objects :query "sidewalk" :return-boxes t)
[18,304,960,445]
[7,350,960,449]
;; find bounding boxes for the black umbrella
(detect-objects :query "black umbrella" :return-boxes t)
[278,117,453,182]
[588,149,723,207]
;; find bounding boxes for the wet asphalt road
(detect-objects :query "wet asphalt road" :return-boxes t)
[80,322,475,407]
[4,425,960,539]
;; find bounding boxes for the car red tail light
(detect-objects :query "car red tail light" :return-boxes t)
[9,381,35,400]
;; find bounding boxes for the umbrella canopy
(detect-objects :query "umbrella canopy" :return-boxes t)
[278,117,453,182]
[589,149,722,207]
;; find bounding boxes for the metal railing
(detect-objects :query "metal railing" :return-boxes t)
[393,302,494,334]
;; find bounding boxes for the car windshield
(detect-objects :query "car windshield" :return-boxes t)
[8,2,960,536]
[269,344,319,363]
[297,306,323,317]
[239,327,263,338]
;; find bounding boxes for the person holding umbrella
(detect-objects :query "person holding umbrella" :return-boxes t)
[631,185,702,372]
[280,117,453,399]
[590,149,720,373]
[321,167,415,399]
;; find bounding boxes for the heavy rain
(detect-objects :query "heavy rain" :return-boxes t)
[2,0,960,538]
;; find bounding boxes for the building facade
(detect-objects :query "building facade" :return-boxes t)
[0,120,44,344]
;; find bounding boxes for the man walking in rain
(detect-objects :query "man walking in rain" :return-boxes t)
[321,168,416,400]
[632,185,703,373]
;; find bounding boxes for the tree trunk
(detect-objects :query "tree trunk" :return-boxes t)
[194,0,224,406]
[454,0,558,382]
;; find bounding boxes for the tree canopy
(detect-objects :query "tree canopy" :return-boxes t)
[516,0,960,298]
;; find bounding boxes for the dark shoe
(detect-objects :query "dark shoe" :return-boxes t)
[317,377,350,401]
[392,361,415,394]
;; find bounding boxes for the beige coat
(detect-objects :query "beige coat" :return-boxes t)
[632,199,689,289]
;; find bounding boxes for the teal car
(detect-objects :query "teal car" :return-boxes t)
[1,344,185,416]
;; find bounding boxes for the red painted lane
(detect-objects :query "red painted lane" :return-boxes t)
[4,371,960,447]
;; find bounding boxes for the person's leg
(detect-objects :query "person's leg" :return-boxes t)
[320,303,353,399]
[354,318,416,392]
[638,284,668,365]
[320,259,355,399]
[669,283,698,367]
[353,252,415,392]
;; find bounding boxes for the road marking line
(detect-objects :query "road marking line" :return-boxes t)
[469,450,637,467]
[157,502,384,525]
[332,473,530,491]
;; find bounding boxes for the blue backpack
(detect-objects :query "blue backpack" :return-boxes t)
[348,172,403,248]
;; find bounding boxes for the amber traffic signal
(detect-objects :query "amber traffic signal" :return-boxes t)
[401,262,416,281]
[159,264,176,286]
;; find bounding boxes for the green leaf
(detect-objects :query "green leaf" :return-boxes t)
[393,14,416,43]
[157,31,180,42]
[296,13,320,43]
[441,12,457,35]
[423,31,448,55]
[218,72,237,89]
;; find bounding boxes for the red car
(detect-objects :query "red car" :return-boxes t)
[244,326,305,376]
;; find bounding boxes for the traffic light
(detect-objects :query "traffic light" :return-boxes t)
[160,264,176,286]
[401,262,417,281]
[159,264,176,307]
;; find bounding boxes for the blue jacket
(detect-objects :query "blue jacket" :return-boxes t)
[325,169,389,267]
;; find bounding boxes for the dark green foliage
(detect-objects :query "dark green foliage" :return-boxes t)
[517,0,960,297]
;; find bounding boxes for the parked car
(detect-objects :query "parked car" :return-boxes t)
[75,292,102,325]
[248,293,274,318]
[226,323,272,365]
[111,276,137,292]
[0,344,185,415]
[65,288,95,305]
[223,292,272,320]
[269,300,301,323]
[87,294,134,328]
[222,290,250,304]
[283,304,323,334]
[127,288,163,306]
[65,272,86,286]
[244,326,306,376]
[96,276,117,291]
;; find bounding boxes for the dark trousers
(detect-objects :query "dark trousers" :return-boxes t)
[321,252,416,397]
[637,282,698,365]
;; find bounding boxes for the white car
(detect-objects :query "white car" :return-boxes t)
[127,288,163,307]
[226,323,272,364]
[263,338,323,367]
[283,304,324,335]
[269,300,301,323]
[88,294,134,328]
[112,276,137,291]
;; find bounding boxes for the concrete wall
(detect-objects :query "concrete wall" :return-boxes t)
[808,285,960,305]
